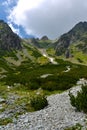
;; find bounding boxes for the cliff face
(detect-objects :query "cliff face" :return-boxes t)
[55,22,87,56]
[0,20,22,52]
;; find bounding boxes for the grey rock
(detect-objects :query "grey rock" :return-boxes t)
[0,79,87,130]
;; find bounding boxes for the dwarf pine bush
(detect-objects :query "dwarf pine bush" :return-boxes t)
[30,94,48,111]
[69,85,87,113]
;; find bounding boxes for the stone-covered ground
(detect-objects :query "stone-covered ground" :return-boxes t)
[0,79,87,130]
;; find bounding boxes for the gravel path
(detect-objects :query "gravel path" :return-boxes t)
[39,49,57,64]
[0,81,87,130]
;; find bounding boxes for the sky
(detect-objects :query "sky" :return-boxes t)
[0,0,87,39]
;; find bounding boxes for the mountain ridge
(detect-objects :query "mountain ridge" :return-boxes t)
[0,20,22,53]
[55,21,87,57]
[1,20,87,64]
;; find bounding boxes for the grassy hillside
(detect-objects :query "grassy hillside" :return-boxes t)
[0,37,87,92]
[1,58,87,92]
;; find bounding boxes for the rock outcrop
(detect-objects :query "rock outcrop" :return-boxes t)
[55,22,87,56]
[41,36,49,41]
[0,20,22,52]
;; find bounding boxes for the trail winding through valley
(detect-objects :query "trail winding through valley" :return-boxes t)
[39,49,58,64]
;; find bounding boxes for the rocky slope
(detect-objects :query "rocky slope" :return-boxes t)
[55,22,87,57]
[0,79,87,130]
[0,20,45,66]
[0,20,22,53]
[25,37,52,49]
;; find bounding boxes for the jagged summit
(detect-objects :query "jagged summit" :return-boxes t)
[41,36,49,40]
[55,21,87,56]
[0,20,22,52]
[72,21,87,31]
[68,21,87,37]
[1,20,87,62]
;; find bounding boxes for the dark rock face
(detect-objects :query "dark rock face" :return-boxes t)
[41,36,49,40]
[27,38,41,48]
[0,20,22,51]
[65,49,71,58]
[55,22,87,56]
[55,34,70,55]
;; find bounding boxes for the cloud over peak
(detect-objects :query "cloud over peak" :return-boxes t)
[5,0,87,39]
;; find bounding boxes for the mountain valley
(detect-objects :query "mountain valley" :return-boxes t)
[0,20,87,129]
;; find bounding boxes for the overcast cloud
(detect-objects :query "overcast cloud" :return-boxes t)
[5,0,87,39]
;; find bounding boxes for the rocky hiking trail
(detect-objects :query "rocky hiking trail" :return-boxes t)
[0,79,87,130]
[39,49,58,64]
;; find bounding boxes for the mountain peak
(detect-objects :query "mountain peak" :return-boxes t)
[69,21,87,34]
[75,21,87,26]
[56,21,87,56]
[0,20,22,52]
[41,36,49,40]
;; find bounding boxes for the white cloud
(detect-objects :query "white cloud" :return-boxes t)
[7,0,87,39]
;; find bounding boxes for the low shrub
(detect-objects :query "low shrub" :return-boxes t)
[0,118,13,125]
[65,123,82,130]
[30,94,48,111]
[69,85,87,113]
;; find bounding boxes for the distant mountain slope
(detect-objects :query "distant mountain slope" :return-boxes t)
[55,22,87,57]
[0,20,22,53]
[0,20,47,66]
[25,36,53,49]
[1,20,87,65]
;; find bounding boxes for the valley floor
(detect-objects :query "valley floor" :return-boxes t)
[0,80,87,130]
